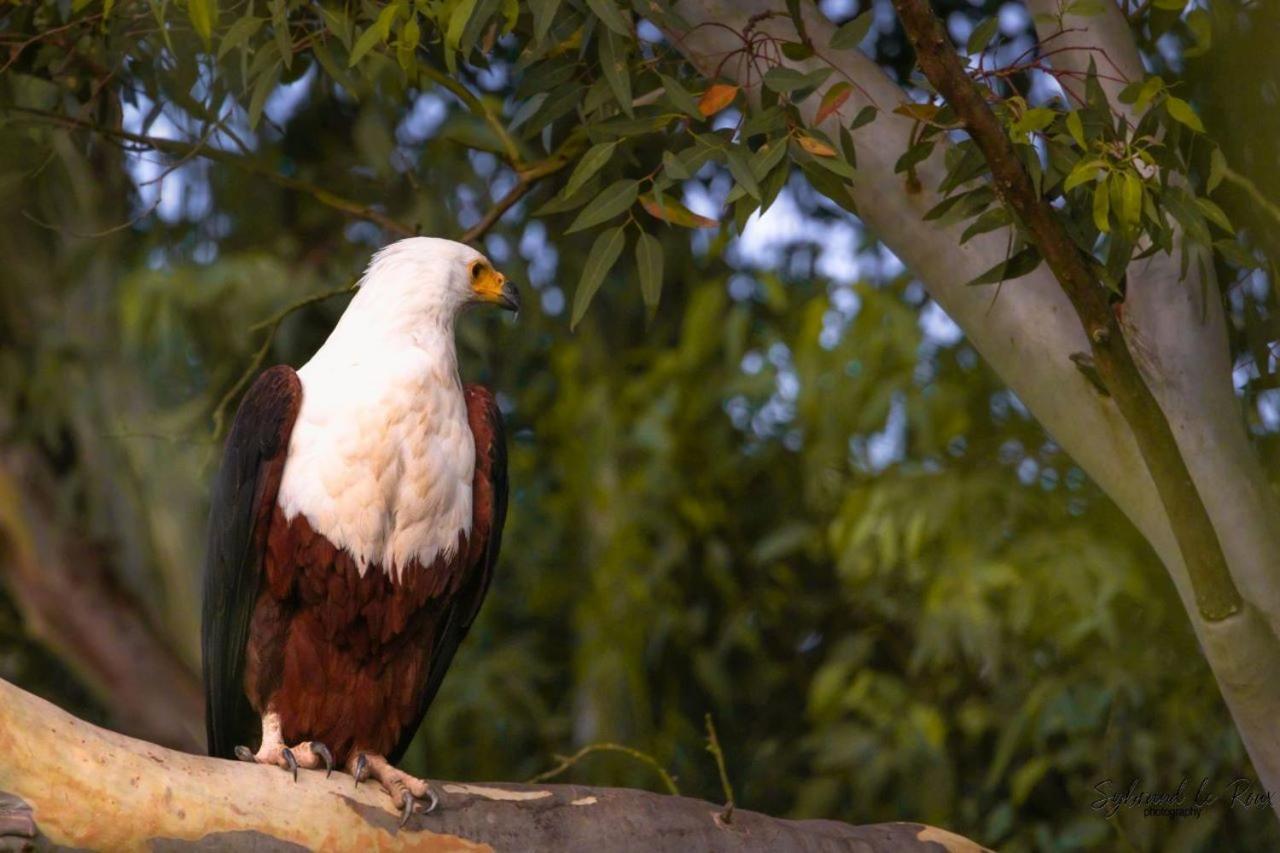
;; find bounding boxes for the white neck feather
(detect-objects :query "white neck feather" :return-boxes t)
[276,278,475,580]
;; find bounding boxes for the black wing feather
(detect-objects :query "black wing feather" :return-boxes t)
[201,366,302,759]
[388,389,508,763]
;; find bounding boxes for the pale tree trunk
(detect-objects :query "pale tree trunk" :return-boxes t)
[0,678,987,852]
[663,0,1280,805]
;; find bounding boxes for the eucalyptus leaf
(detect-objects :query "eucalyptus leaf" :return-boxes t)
[566,179,638,232]
[571,226,626,328]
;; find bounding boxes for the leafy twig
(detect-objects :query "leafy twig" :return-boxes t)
[211,283,356,439]
[526,743,680,796]
[459,134,586,244]
[4,105,417,238]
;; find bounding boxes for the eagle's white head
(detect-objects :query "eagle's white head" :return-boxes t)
[345,237,519,332]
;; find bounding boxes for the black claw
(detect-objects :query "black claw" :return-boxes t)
[353,753,368,789]
[422,786,439,816]
[282,747,298,782]
[399,792,415,829]
[313,743,333,779]
[234,746,255,763]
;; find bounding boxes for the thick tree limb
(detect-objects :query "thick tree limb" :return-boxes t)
[0,449,203,752]
[1026,0,1280,633]
[0,679,989,852]
[890,0,1239,618]
[663,0,1280,809]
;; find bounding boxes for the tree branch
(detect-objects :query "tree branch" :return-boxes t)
[3,106,418,238]
[890,0,1241,621]
[0,450,203,751]
[0,678,989,852]
[458,139,583,245]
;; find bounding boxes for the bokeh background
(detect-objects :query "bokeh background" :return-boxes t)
[2,0,1279,850]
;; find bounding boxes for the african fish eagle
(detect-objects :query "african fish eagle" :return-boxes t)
[201,237,517,824]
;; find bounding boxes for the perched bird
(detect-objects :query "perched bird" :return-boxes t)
[201,237,516,823]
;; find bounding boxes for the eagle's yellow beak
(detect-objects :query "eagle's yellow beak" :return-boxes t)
[470,262,520,313]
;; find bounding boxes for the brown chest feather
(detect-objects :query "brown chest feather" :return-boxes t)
[243,507,472,763]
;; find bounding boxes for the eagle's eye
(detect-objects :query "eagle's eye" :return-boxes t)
[470,261,484,280]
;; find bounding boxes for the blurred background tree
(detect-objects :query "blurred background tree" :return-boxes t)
[1,0,1278,850]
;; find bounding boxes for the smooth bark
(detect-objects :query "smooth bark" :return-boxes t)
[0,678,988,852]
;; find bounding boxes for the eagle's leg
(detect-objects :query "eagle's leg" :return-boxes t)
[234,712,333,780]
[348,752,439,826]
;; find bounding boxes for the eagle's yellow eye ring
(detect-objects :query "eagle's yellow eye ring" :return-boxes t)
[470,261,484,281]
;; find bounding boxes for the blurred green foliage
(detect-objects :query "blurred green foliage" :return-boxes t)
[1,1,1278,851]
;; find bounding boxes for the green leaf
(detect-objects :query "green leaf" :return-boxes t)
[398,15,420,72]
[318,5,352,50]
[849,105,877,130]
[1165,96,1204,133]
[1065,111,1086,149]
[966,16,999,55]
[1152,0,1186,9]
[829,11,873,50]
[763,66,832,95]
[780,41,813,61]
[1011,107,1055,137]
[725,147,761,200]
[444,0,478,70]
[636,232,664,313]
[1093,176,1112,233]
[1064,159,1105,192]
[599,29,633,116]
[1195,196,1233,232]
[572,226,626,328]
[960,206,1010,244]
[188,0,218,44]
[751,139,789,178]
[1207,148,1226,194]
[1184,8,1211,58]
[349,3,401,66]
[1066,0,1106,15]
[658,73,701,117]
[563,141,618,198]
[530,0,562,43]
[566,179,638,232]
[217,15,263,60]
[272,0,292,68]
[964,247,1042,286]
[663,149,690,180]
[247,60,281,129]
[1119,171,1143,232]
[584,0,631,36]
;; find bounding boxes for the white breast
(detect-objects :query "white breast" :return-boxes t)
[276,347,475,581]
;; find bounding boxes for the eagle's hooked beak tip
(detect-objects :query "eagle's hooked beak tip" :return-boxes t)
[497,279,521,314]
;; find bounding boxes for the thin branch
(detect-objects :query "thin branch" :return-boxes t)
[526,743,681,796]
[3,105,417,238]
[418,62,524,167]
[891,0,1242,621]
[704,714,736,825]
[459,134,586,244]
[211,283,356,439]
[1221,164,1280,230]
